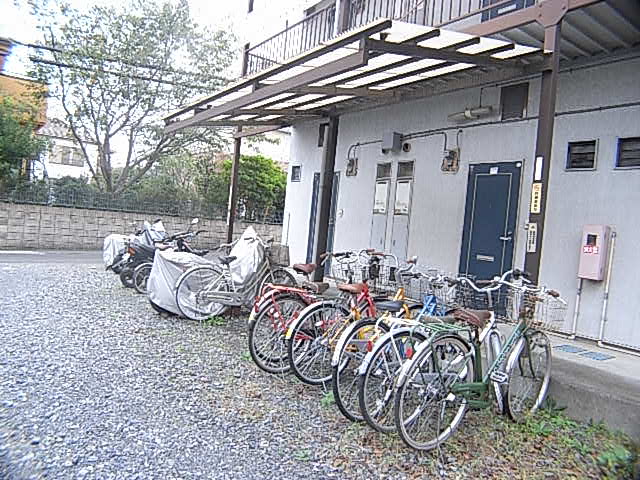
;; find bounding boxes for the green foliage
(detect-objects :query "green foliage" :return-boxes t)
[320,391,335,408]
[0,97,48,190]
[202,154,287,219]
[204,316,226,327]
[31,0,235,193]
[597,445,635,478]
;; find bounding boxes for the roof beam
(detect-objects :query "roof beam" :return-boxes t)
[165,48,369,134]
[232,108,324,116]
[233,125,286,138]
[364,38,509,68]
[287,85,395,98]
[195,121,288,127]
[462,0,603,36]
[164,18,392,123]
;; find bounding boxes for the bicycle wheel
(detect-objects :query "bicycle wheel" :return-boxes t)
[270,268,297,286]
[331,319,389,422]
[175,266,229,321]
[249,294,308,374]
[119,265,135,288]
[506,330,551,423]
[287,301,350,386]
[133,262,153,294]
[359,328,429,433]
[394,335,473,451]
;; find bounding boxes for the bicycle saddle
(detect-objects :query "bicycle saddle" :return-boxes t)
[375,300,404,313]
[452,308,491,329]
[219,255,237,265]
[302,281,329,294]
[337,282,366,294]
[293,263,316,275]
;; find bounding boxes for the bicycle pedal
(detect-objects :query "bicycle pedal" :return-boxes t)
[490,371,509,384]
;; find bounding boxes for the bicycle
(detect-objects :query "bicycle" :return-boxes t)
[331,268,452,426]
[174,236,296,321]
[285,251,414,387]
[353,270,460,432]
[247,252,354,374]
[392,269,566,451]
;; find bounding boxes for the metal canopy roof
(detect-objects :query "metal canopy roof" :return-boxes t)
[164,19,544,135]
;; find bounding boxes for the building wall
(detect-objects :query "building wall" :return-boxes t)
[34,136,99,180]
[0,203,282,251]
[283,56,640,349]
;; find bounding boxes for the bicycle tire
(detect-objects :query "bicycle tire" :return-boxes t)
[359,328,429,433]
[175,265,229,321]
[133,262,153,294]
[249,294,308,374]
[331,318,389,422]
[119,265,135,288]
[286,301,350,386]
[505,330,551,423]
[394,334,474,451]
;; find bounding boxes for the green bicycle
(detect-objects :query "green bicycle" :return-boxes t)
[393,269,566,451]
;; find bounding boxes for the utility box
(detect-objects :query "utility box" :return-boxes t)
[578,225,611,281]
[381,132,402,154]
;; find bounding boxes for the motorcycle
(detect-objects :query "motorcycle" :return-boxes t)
[120,218,208,290]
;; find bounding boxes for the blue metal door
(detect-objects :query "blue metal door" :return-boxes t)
[459,162,521,280]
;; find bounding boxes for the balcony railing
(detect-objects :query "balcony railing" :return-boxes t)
[244,0,534,77]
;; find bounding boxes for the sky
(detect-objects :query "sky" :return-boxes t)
[0,0,311,77]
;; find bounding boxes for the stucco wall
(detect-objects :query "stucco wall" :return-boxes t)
[0,203,282,251]
[283,56,640,349]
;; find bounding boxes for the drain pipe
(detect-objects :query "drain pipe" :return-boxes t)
[598,231,617,347]
[569,278,583,340]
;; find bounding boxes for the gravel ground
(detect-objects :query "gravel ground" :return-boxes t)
[1,262,637,480]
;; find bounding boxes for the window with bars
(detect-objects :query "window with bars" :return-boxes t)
[616,137,640,168]
[291,165,301,182]
[500,83,528,120]
[318,123,327,147]
[50,146,84,167]
[566,141,597,170]
[397,161,414,178]
[376,162,392,179]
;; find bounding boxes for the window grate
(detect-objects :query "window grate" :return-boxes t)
[317,123,327,147]
[376,163,392,179]
[566,141,596,170]
[291,165,301,182]
[501,83,528,120]
[616,137,640,168]
[397,161,414,178]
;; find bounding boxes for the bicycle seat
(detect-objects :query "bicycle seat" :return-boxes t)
[293,263,316,275]
[219,255,237,265]
[302,281,329,294]
[452,308,492,329]
[376,300,404,313]
[337,282,366,294]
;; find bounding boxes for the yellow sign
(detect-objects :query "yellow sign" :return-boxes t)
[531,183,542,214]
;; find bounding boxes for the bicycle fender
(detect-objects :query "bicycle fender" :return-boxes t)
[331,320,368,367]
[358,327,425,376]
[504,336,527,375]
[284,300,344,341]
[249,289,281,324]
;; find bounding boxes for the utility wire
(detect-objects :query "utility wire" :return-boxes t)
[30,56,222,92]
[13,39,233,84]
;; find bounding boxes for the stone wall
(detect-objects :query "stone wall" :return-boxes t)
[0,202,282,250]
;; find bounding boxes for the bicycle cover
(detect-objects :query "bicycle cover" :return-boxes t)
[102,234,127,267]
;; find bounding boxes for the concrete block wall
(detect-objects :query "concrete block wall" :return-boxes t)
[0,202,282,251]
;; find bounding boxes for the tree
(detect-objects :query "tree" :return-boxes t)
[31,0,235,193]
[203,154,287,219]
[0,97,47,190]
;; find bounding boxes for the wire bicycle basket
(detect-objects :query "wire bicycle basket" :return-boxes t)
[266,243,290,267]
[504,288,568,330]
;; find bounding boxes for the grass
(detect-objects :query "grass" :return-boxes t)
[203,315,226,327]
[323,397,639,479]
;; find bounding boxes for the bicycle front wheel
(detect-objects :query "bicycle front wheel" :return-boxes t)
[394,335,473,451]
[133,262,153,294]
[175,266,229,321]
[331,319,389,422]
[359,328,429,433]
[506,330,551,423]
[249,294,308,374]
[287,302,350,386]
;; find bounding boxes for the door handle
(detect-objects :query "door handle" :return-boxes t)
[499,231,513,242]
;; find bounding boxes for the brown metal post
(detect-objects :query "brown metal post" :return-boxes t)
[313,115,339,282]
[524,22,562,283]
[226,43,250,243]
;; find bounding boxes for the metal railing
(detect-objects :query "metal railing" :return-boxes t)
[246,5,337,76]
[0,188,285,225]
[244,0,533,77]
